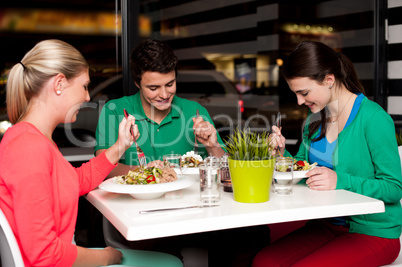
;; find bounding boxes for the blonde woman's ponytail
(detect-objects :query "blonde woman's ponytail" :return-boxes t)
[5,39,88,124]
[6,63,29,124]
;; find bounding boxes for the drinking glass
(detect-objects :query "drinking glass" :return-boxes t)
[163,154,181,169]
[199,157,221,203]
[273,157,294,195]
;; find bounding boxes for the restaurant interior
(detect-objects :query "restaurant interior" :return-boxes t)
[2,0,401,152]
[1,0,402,264]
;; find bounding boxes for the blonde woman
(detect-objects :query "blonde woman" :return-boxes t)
[0,39,182,267]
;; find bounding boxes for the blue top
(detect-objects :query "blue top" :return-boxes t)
[309,93,364,225]
[309,93,364,168]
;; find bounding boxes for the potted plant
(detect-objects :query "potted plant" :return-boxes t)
[225,128,276,203]
[397,131,402,158]
[397,131,402,147]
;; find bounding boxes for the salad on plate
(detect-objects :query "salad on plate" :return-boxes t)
[294,160,317,171]
[116,166,177,185]
[291,159,318,182]
[181,151,203,168]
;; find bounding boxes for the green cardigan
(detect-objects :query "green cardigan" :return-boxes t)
[285,96,402,239]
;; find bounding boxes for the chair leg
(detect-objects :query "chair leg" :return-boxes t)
[102,216,131,249]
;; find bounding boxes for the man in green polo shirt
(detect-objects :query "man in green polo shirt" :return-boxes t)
[94,38,269,266]
[95,39,225,178]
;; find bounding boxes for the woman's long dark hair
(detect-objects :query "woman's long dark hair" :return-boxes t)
[281,41,365,141]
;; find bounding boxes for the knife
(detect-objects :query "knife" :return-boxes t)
[139,204,220,214]
[193,109,200,154]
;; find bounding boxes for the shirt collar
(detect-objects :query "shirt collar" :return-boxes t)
[131,92,148,121]
[170,96,181,118]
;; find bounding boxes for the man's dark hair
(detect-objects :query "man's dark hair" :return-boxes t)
[129,39,178,87]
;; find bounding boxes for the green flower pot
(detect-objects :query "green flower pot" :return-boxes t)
[228,158,275,203]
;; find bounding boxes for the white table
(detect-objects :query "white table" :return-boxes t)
[86,179,385,241]
[60,147,95,162]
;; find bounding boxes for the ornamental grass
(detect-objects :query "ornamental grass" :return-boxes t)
[224,128,276,161]
[397,131,402,146]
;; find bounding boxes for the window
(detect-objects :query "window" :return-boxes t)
[129,0,385,153]
[0,0,123,145]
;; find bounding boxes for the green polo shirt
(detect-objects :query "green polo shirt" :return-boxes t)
[95,93,225,165]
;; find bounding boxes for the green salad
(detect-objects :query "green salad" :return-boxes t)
[117,166,162,185]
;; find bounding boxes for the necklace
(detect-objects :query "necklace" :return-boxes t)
[330,93,354,125]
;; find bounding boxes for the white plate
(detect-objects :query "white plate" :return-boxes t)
[99,175,195,200]
[173,167,200,175]
[293,168,315,184]
[293,170,310,179]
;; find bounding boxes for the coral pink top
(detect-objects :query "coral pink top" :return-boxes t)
[0,122,116,266]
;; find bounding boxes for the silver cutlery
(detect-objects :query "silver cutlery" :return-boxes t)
[124,109,147,167]
[193,109,200,154]
[276,112,281,130]
[276,112,283,157]
[139,204,220,214]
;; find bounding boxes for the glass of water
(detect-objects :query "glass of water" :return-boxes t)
[199,157,221,203]
[163,154,181,169]
[273,157,294,195]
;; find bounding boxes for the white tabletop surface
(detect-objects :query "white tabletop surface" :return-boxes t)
[60,147,95,162]
[86,178,385,241]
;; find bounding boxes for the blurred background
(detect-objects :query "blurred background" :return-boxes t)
[0,0,401,154]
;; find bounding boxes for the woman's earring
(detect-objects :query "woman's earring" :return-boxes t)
[329,84,333,89]
[57,83,63,95]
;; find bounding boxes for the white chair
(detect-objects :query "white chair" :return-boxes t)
[0,208,24,267]
[1,210,182,267]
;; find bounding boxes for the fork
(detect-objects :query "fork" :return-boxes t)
[275,112,283,158]
[123,109,147,167]
[193,109,200,154]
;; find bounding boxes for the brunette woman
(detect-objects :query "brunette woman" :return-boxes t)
[253,41,402,266]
